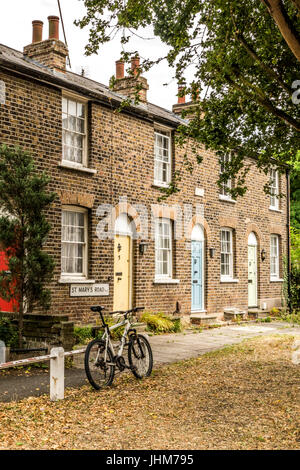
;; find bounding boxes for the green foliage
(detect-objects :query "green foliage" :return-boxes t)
[0,317,18,347]
[76,0,300,198]
[280,310,300,325]
[73,326,94,344]
[0,145,56,346]
[141,312,182,333]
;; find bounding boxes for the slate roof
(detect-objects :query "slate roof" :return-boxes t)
[0,43,186,127]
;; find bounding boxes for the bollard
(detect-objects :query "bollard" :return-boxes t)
[0,340,5,364]
[50,347,65,401]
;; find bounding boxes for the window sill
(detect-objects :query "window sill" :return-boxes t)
[59,161,97,174]
[219,195,236,203]
[152,182,170,189]
[269,206,282,213]
[153,278,180,284]
[220,278,239,283]
[270,278,284,282]
[58,278,96,284]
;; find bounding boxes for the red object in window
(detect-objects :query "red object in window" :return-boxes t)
[0,249,18,313]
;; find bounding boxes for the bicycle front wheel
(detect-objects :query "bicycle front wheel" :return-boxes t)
[128,334,153,379]
[84,339,115,390]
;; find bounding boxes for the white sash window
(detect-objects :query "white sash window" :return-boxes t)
[61,207,88,278]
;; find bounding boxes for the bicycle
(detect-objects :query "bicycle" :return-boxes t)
[84,305,153,390]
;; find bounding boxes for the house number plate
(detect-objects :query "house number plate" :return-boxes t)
[70,284,109,297]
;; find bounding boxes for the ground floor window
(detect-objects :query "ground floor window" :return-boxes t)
[155,218,172,279]
[61,207,88,278]
[220,228,233,280]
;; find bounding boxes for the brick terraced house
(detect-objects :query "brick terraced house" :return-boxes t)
[0,16,289,335]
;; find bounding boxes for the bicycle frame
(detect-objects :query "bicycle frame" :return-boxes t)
[101,316,132,364]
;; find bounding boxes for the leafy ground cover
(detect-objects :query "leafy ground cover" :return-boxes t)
[0,334,299,450]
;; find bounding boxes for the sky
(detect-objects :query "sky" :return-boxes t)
[0,0,191,110]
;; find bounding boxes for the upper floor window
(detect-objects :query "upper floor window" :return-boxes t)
[219,154,232,198]
[270,169,279,210]
[220,228,234,280]
[154,130,171,187]
[155,218,172,279]
[270,234,280,279]
[61,207,88,278]
[62,96,87,166]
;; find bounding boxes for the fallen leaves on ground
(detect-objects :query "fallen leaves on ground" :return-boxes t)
[0,334,299,450]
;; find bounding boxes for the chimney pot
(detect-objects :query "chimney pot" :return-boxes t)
[116,60,124,79]
[131,56,140,76]
[178,85,186,104]
[48,15,60,40]
[32,20,43,43]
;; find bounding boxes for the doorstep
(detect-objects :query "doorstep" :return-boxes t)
[248,309,270,319]
[223,308,247,321]
[190,313,218,326]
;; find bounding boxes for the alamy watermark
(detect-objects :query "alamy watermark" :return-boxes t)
[291,339,300,365]
[95,196,204,248]
[292,80,300,105]
[0,80,5,105]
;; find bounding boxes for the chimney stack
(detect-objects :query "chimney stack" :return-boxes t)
[32,20,43,43]
[115,60,124,80]
[131,56,140,76]
[48,16,60,40]
[23,16,69,72]
[177,84,186,105]
[112,54,149,103]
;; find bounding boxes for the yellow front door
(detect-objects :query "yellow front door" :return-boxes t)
[113,235,131,311]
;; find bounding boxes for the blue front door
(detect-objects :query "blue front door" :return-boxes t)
[191,241,203,311]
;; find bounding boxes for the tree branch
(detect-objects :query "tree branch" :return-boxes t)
[230,8,291,93]
[223,70,300,132]
[260,0,300,62]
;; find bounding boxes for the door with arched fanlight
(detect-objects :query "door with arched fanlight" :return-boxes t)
[248,232,258,307]
[191,224,205,312]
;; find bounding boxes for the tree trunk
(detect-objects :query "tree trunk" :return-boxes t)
[18,297,24,348]
[261,0,300,62]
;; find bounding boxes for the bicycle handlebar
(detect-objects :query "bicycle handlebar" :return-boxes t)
[90,305,144,316]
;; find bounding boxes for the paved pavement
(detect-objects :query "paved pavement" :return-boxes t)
[0,322,299,402]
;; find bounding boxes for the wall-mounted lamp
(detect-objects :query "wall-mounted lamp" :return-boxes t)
[209,248,216,258]
[139,241,149,256]
[261,248,266,261]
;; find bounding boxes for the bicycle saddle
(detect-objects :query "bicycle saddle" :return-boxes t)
[90,306,105,313]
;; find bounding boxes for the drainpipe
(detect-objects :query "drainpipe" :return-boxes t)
[286,168,292,312]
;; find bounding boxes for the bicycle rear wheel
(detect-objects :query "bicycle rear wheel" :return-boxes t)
[84,339,115,390]
[128,334,153,379]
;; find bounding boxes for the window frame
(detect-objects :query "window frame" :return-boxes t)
[219,154,232,199]
[62,93,88,168]
[220,228,234,281]
[154,128,172,188]
[154,217,173,280]
[61,205,88,280]
[269,168,279,210]
[270,234,280,280]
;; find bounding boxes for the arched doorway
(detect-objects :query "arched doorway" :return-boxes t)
[191,224,205,312]
[248,232,258,307]
[113,214,135,311]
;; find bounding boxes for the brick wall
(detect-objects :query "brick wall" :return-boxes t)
[0,67,287,323]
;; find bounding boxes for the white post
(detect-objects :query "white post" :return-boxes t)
[50,347,65,401]
[0,340,5,364]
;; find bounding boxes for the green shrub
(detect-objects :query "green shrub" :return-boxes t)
[141,312,182,334]
[0,317,18,347]
[73,326,93,345]
[270,307,280,316]
[280,310,300,325]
